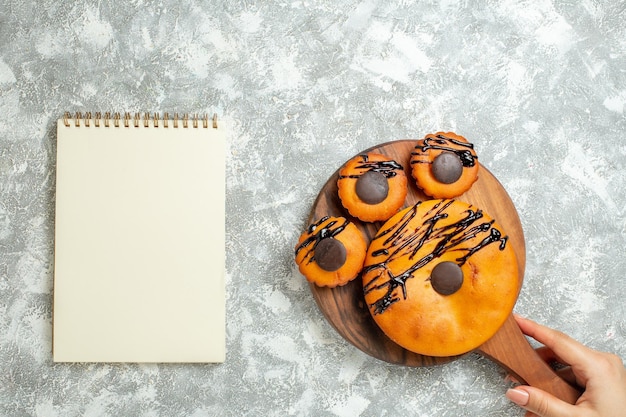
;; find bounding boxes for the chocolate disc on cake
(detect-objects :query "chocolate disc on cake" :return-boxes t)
[315,238,347,271]
[430,261,464,295]
[431,152,463,184]
[355,170,389,204]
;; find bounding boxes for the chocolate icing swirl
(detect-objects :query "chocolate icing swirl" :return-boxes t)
[363,200,508,314]
[338,154,404,180]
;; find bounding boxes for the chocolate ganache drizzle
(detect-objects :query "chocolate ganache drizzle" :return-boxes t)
[363,200,508,315]
[295,216,349,266]
[338,154,403,180]
[410,134,477,168]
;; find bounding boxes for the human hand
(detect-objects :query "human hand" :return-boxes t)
[505,315,626,417]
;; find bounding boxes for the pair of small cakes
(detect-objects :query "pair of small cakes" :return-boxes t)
[339,131,480,224]
[295,199,519,357]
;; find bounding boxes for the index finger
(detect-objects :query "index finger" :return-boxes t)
[514,314,594,372]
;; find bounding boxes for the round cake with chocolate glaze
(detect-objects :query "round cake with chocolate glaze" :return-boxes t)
[361,199,519,357]
[337,153,407,222]
[410,132,479,199]
[295,216,367,287]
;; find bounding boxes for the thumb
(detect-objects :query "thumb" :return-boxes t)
[506,386,578,417]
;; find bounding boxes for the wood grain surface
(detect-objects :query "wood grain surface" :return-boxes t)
[306,139,580,403]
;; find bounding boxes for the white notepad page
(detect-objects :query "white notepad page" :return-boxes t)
[53,115,225,363]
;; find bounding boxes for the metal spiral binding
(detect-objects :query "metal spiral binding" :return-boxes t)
[62,112,218,129]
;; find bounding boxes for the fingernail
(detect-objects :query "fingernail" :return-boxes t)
[506,388,529,406]
[504,373,521,384]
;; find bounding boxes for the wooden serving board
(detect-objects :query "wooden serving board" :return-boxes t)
[307,139,580,403]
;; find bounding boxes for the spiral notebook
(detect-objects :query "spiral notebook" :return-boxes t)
[53,112,225,363]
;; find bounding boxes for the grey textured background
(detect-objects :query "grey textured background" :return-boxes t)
[1,0,625,416]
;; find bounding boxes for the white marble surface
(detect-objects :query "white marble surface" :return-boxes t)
[1,0,626,416]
